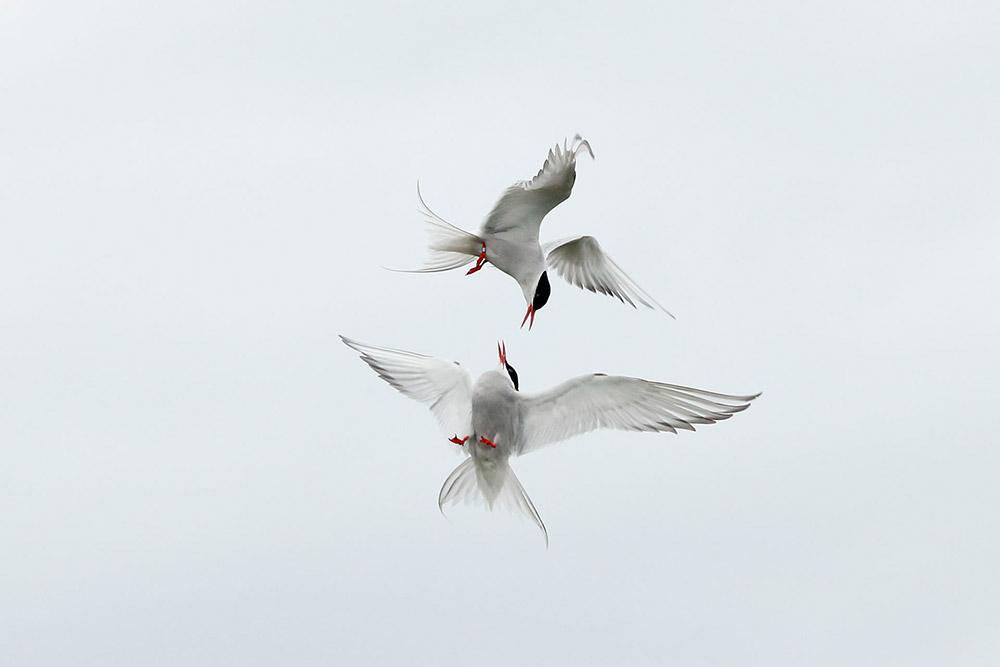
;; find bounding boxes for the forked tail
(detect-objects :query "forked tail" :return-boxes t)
[385,183,484,273]
[437,458,548,546]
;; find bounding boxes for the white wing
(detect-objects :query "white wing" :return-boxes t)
[481,135,594,239]
[544,235,674,318]
[520,374,759,454]
[340,336,473,439]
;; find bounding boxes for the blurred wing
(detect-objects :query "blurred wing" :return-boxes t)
[545,235,674,318]
[340,336,473,438]
[482,135,594,239]
[520,374,759,454]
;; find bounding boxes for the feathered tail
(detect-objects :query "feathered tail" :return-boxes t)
[438,458,548,546]
[385,183,484,273]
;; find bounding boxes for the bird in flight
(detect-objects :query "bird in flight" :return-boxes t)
[396,135,673,329]
[341,335,760,545]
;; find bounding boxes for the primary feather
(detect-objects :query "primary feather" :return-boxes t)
[481,135,594,239]
[520,374,759,454]
[339,336,473,438]
[544,235,675,317]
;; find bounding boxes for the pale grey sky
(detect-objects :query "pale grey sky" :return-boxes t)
[2,1,999,665]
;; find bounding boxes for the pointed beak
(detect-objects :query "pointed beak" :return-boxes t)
[497,340,507,365]
[520,304,535,330]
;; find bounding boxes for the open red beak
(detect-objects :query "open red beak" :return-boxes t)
[520,304,535,330]
[497,340,507,365]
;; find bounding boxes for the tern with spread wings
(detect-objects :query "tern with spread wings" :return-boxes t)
[341,336,759,544]
[399,136,673,328]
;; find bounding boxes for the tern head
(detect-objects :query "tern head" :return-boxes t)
[497,341,519,391]
[519,271,551,330]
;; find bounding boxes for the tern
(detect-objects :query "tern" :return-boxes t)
[398,135,673,329]
[341,335,760,545]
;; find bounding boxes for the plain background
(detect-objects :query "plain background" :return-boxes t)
[2,1,998,665]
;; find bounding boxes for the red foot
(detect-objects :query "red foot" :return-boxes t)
[466,243,487,275]
[479,435,496,448]
[449,435,469,446]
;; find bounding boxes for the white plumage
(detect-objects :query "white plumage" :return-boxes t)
[341,336,759,545]
[398,136,673,327]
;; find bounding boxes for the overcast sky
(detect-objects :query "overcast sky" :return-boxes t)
[2,1,999,665]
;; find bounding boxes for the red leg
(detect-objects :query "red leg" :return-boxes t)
[479,435,496,448]
[449,435,469,446]
[466,243,487,275]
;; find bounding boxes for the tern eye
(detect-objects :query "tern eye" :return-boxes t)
[505,363,519,391]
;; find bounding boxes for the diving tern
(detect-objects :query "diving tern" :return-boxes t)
[398,136,673,329]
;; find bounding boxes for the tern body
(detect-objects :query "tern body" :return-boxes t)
[341,336,759,545]
[475,235,544,292]
[401,136,673,328]
[469,369,522,460]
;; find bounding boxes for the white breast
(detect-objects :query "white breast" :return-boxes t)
[470,370,524,460]
[479,234,545,292]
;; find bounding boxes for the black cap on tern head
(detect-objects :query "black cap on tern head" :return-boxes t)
[505,363,519,391]
[533,271,551,312]
[521,271,552,330]
[497,340,519,391]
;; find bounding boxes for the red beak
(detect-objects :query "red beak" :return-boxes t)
[497,340,507,365]
[520,304,535,330]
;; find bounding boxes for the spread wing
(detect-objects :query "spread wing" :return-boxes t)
[481,135,594,239]
[544,235,674,318]
[340,336,473,439]
[520,374,759,454]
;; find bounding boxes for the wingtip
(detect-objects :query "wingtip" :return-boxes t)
[571,134,595,160]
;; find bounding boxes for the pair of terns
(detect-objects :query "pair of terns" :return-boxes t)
[343,136,759,544]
